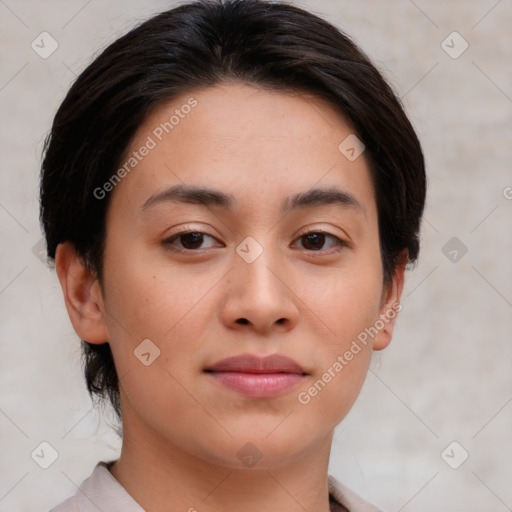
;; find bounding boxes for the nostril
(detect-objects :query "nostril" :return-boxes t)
[236,318,249,325]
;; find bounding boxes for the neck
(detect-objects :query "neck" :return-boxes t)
[109,406,335,512]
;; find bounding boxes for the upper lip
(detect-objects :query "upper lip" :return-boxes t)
[206,354,306,374]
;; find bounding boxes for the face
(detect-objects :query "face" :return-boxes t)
[76,83,403,469]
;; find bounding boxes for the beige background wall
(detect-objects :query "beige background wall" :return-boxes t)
[1,1,511,510]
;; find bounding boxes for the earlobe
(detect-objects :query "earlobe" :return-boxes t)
[55,242,109,345]
[373,250,407,351]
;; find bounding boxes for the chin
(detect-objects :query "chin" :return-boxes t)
[197,428,319,471]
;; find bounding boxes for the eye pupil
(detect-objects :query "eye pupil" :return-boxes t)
[303,232,325,250]
[181,232,203,249]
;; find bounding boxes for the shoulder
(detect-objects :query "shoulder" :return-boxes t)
[328,474,384,512]
[48,460,143,512]
[49,495,78,512]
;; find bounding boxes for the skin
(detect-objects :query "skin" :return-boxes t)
[56,82,405,512]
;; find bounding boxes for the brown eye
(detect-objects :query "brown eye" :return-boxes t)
[177,232,204,249]
[294,231,347,252]
[302,232,326,250]
[163,231,220,252]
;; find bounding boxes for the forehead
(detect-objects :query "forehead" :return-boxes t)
[109,82,376,220]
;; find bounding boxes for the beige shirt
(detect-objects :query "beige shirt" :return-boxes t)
[50,461,382,512]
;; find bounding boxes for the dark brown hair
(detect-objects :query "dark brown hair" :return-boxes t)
[40,0,426,422]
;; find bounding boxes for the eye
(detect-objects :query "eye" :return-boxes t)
[163,230,222,252]
[292,231,347,252]
[162,229,347,254]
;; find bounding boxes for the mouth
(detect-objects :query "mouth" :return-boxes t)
[204,354,307,398]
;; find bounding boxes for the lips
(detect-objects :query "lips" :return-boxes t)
[206,354,306,374]
[205,354,307,398]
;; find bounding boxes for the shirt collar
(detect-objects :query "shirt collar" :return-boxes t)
[74,461,143,512]
[72,461,380,512]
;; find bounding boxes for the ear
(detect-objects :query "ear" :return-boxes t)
[55,241,109,344]
[372,250,407,351]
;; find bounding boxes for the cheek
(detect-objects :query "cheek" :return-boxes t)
[100,258,216,422]
[294,255,383,401]
[301,260,383,344]
[100,251,223,382]
[292,278,380,430]
[102,250,203,337]
[296,346,373,426]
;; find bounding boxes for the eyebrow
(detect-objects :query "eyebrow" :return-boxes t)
[141,184,365,216]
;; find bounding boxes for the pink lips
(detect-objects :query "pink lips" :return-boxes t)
[205,354,307,398]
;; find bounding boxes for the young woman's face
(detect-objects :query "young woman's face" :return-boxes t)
[96,82,402,468]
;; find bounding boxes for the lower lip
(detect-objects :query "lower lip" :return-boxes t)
[208,372,305,398]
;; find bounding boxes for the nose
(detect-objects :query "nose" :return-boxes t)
[219,244,300,334]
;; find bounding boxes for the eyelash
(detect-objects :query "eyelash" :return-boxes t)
[162,229,348,255]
